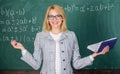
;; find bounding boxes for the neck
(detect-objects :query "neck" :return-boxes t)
[51,29,62,34]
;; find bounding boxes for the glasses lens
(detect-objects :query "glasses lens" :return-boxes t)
[48,15,62,20]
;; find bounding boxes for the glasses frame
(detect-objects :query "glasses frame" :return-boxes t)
[48,14,62,20]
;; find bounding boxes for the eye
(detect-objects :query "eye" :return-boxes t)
[48,15,54,18]
[48,15,54,20]
[48,14,62,20]
[56,15,62,18]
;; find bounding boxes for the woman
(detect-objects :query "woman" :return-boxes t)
[11,4,109,74]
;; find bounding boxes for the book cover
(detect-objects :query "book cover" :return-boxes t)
[87,37,117,53]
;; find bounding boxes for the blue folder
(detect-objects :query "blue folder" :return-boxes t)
[97,37,117,52]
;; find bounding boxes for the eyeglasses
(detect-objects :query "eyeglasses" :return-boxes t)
[48,14,62,20]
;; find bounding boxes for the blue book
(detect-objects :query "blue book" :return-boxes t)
[87,37,117,53]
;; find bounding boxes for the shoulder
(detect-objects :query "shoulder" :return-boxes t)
[64,30,76,37]
[35,31,49,39]
[63,30,77,40]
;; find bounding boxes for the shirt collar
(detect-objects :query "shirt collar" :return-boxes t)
[44,31,68,41]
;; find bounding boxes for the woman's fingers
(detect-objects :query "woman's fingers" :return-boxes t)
[100,46,110,54]
[10,40,20,49]
[11,40,18,47]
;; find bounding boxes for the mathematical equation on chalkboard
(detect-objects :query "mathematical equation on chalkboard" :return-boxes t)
[0,8,41,42]
[64,3,114,13]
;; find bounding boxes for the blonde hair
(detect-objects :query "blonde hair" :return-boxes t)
[42,4,67,32]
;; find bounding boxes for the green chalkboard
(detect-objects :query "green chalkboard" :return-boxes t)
[0,0,120,70]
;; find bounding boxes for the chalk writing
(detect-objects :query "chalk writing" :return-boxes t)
[0,17,37,25]
[2,25,28,33]
[31,26,41,32]
[64,3,114,13]
[0,7,38,42]
[0,35,35,42]
[0,8,25,18]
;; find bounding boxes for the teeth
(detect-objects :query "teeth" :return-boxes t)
[52,22,58,24]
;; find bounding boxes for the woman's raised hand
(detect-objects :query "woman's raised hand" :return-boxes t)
[97,46,110,55]
[11,40,25,51]
[92,46,110,58]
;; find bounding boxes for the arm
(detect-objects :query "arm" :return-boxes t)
[21,33,43,70]
[72,32,93,69]
[11,33,43,70]
[71,32,109,69]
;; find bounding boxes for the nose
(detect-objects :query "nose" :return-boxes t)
[53,16,58,20]
[52,17,58,21]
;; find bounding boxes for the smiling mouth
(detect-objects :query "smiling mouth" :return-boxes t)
[52,21,59,25]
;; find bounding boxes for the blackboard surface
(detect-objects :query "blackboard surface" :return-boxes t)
[0,0,120,70]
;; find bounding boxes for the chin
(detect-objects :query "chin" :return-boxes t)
[52,24,61,28]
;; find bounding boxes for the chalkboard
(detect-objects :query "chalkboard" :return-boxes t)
[0,0,120,70]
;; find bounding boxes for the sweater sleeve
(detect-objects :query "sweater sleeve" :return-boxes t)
[71,32,94,69]
[20,33,43,70]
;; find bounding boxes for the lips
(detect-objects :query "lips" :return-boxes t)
[51,21,60,26]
